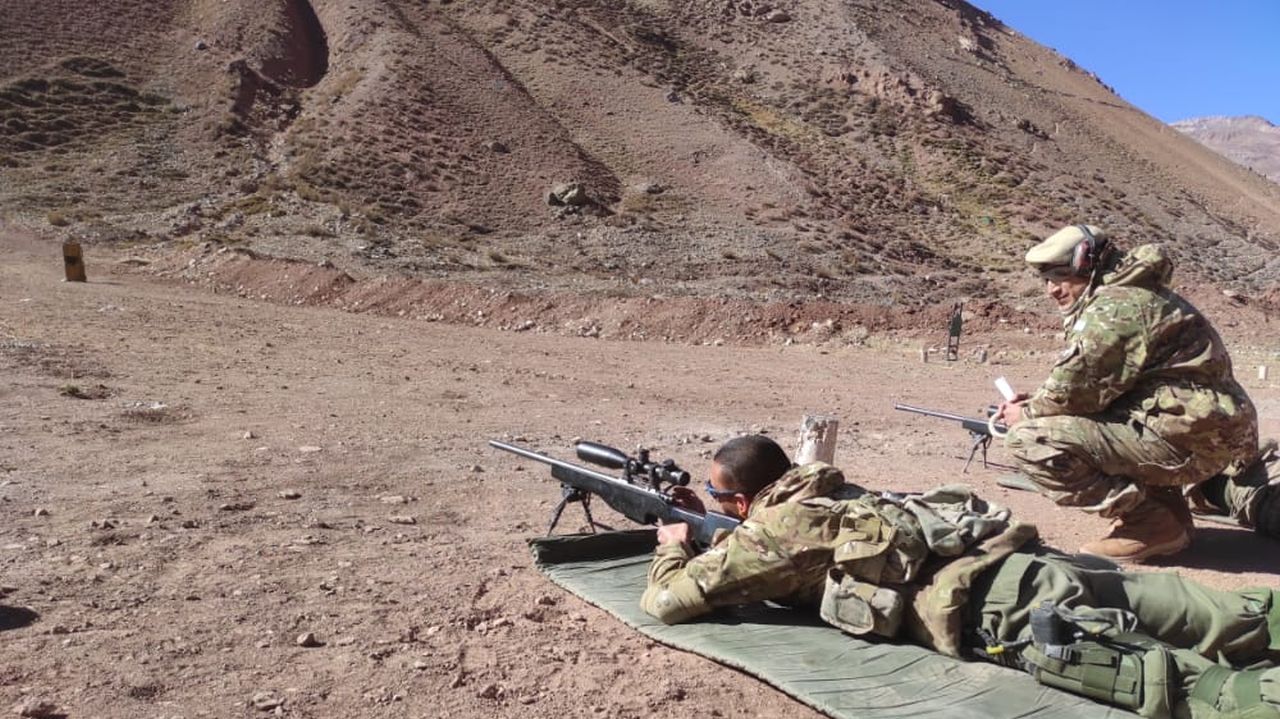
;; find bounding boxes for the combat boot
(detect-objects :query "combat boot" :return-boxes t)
[1149,486,1195,532]
[1079,491,1191,562]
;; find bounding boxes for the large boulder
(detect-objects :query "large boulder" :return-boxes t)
[547,182,589,207]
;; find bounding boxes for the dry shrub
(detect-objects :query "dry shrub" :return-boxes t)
[59,383,111,400]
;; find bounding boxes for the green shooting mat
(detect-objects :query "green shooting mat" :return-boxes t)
[530,530,1139,719]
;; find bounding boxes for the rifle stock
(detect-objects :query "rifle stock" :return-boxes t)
[488,439,739,547]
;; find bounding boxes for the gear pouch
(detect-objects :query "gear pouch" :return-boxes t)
[819,569,904,638]
[1022,633,1174,718]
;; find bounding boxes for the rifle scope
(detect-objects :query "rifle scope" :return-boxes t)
[576,441,690,488]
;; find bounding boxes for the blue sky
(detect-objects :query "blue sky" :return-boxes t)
[971,1,1280,124]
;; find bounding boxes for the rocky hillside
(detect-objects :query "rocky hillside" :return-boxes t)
[3,0,1280,306]
[1173,115,1280,186]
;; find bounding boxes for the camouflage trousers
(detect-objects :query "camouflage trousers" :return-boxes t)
[1004,414,1227,518]
[1198,440,1280,538]
[971,551,1280,717]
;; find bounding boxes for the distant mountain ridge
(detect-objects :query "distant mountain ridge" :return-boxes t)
[1173,115,1280,185]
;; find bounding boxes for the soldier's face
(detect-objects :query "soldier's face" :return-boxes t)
[708,462,751,519]
[1044,274,1089,311]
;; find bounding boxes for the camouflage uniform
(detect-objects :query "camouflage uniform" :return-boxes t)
[1005,244,1258,517]
[640,462,1031,649]
[643,464,1280,717]
[1201,440,1280,538]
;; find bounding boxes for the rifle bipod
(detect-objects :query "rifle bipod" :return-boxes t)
[547,484,598,535]
[964,432,993,473]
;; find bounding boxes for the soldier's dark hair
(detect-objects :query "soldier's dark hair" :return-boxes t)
[713,435,791,496]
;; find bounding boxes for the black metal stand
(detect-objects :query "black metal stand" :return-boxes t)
[546,485,597,535]
[963,433,992,473]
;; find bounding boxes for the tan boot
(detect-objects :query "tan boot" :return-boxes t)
[1079,492,1192,561]
[1149,486,1195,532]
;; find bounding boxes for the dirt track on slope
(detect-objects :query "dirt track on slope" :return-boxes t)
[2,229,1278,717]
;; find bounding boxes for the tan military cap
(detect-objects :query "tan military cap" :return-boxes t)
[1025,224,1106,268]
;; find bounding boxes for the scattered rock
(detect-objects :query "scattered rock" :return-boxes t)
[1015,117,1049,139]
[469,465,483,474]
[296,632,322,648]
[764,9,791,22]
[477,683,503,700]
[379,495,408,504]
[194,40,208,51]
[219,501,255,512]
[251,692,284,711]
[278,490,301,500]
[731,66,757,84]
[483,140,509,154]
[387,515,417,525]
[90,519,116,530]
[536,594,557,606]
[298,446,323,453]
[242,430,256,440]
[33,508,49,517]
[925,89,969,124]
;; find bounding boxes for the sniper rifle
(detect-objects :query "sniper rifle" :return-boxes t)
[488,439,740,548]
[894,404,1007,472]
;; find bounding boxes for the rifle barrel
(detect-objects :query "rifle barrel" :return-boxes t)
[488,439,618,485]
[894,404,975,424]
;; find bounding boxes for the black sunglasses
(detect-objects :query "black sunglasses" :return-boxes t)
[704,481,739,500]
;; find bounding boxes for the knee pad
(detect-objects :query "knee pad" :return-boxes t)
[1021,633,1175,718]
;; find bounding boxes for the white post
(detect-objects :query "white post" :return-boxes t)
[796,414,839,465]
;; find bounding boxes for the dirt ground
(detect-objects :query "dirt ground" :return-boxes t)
[2,229,1278,718]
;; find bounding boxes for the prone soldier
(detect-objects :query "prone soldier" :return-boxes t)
[643,435,1280,718]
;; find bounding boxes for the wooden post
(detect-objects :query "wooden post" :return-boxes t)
[63,242,86,282]
[795,414,838,465]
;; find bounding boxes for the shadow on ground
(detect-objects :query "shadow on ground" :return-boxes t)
[0,605,39,631]
[1149,526,1280,576]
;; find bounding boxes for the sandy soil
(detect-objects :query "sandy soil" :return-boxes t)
[2,229,1278,718]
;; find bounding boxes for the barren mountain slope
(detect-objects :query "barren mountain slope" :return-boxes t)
[3,0,1280,306]
[1174,115,1280,186]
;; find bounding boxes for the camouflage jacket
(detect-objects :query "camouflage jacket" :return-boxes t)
[640,463,1036,656]
[1023,244,1257,464]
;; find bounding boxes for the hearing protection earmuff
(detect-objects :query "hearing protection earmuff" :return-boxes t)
[1070,224,1106,277]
